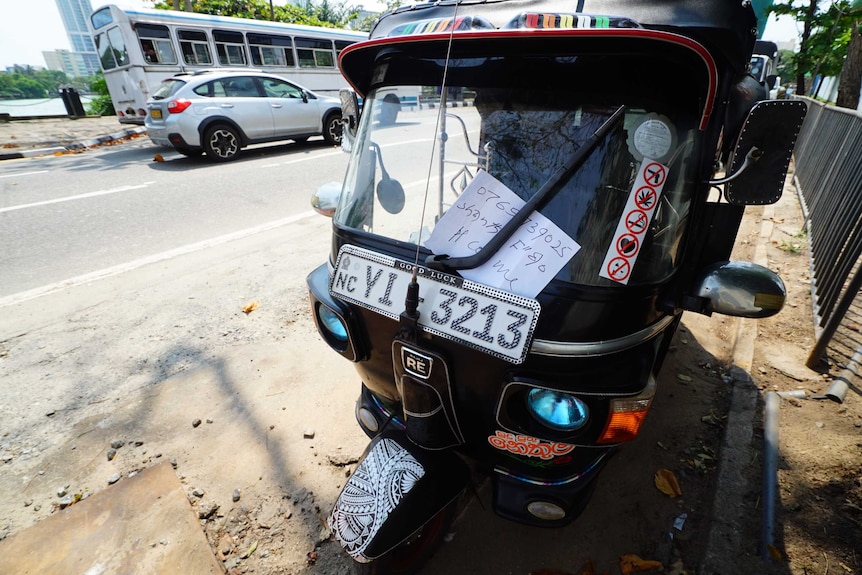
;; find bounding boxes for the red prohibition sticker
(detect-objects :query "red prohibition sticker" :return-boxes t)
[642,162,666,187]
[634,186,658,210]
[600,158,669,285]
[606,257,631,281]
[616,233,639,257]
[625,209,649,234]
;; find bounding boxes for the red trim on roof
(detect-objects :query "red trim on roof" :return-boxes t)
[339,28,718,130]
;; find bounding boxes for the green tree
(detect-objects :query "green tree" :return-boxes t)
[769,0,862,95]
[0,69,72,98]
[298,0,360,27]
[153,0,341,27]
[352,0,399,31]
[836,4,862,109]
[87,73,115,116]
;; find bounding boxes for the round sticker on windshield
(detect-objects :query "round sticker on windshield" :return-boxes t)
[628,113,676,162]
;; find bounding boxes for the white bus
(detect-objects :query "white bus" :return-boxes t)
[88,4,368,124]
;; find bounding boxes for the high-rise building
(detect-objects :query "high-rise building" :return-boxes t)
[43,49,92,78]
[54,0,100,76]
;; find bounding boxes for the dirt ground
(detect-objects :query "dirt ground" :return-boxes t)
[0,164,860,575]
[746,182,862,575]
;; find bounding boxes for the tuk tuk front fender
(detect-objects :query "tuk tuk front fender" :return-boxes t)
[328,429,469,562]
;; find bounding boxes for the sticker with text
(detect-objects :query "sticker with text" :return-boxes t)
[488,430,575,460]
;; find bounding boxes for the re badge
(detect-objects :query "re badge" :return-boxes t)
[401,347,433,379]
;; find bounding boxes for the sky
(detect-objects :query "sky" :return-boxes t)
[0,0,803,71]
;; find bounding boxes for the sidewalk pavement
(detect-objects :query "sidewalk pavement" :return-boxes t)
[0,116,146,161]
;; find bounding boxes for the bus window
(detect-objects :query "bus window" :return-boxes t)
[90,6,113,30]
[334,40,356,57]
[179,29,213,65]
[296,37,334,68]
[136,23,176,65]
[107,27,129,67]
[214,30,247,66]
[248,33,295,67]
[95,32,117,69]
[96,27,129,70]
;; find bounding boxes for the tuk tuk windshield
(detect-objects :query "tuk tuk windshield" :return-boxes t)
[335,65,703,288]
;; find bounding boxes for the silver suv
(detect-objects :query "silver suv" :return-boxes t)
[145,70,342,161]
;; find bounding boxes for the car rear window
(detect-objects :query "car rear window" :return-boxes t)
[151,79,187,100]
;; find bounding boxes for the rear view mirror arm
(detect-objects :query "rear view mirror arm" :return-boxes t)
[707,146,763,185]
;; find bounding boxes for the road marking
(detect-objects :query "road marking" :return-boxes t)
[0,170,49,179]
[0,211,317,308]
[280,150,343,165]
[0,182,155,214]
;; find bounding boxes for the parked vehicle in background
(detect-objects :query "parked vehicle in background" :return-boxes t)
[88,3,366,125]
[145,70,342,161]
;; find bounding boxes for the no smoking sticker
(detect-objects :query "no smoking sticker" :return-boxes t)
[599,158,669,285]
[625,209,649,234]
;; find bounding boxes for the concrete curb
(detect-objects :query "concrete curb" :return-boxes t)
[0,126,147,161]
[701,204,775,574]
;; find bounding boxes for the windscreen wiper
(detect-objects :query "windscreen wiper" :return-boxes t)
[425,105,626,273]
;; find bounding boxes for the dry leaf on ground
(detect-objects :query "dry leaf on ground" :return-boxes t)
[654,468,683,498]
[619,553,663,574]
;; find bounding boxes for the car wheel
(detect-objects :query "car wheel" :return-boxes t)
[204,124,241,161]
[323,113,342,146]
[175,147,203,157]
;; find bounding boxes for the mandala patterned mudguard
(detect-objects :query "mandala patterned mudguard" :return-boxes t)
[329,437,426,561]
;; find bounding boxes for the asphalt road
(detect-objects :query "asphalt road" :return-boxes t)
[0,134,348,299]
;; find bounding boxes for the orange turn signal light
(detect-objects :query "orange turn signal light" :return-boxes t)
[597,378,656,445]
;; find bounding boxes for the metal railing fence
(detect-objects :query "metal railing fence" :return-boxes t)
[792,98,862,367]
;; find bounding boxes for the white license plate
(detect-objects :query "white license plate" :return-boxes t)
[331,245,541,364]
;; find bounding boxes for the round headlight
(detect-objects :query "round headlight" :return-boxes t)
[526,388,589,432]
[316,305,348,342]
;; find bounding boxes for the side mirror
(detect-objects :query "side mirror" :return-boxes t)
[340,89,360,153]
[721,100,808,205]
[692,261,785,318]
[311,181,342,217]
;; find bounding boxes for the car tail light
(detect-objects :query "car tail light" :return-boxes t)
[117,110,125,117]
[137,108,147,116]
[597,377,656,444]
[167,98,192,114]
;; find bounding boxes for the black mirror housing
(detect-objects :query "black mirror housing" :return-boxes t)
[724,100,807,205]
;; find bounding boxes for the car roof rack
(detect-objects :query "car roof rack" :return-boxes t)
[187,68,266,76]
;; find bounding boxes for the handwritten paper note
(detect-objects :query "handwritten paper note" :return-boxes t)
[423,171,580,298]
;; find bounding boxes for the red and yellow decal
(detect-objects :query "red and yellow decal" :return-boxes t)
[488,430,575,460]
